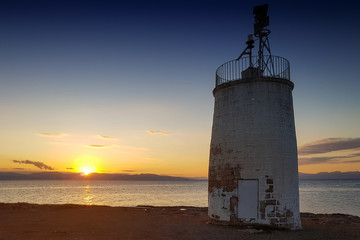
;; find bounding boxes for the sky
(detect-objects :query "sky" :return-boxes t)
[0,0,360,177]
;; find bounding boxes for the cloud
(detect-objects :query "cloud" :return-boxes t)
[299,155,359,165]
[146,130,169,136]
[351,152,360,157]
[122,170,137,173]
[340,159,360,164]
[298,138,360,155]
[38,132,66,137]
[12,160,54,170]
[66,167,75,170]
[87,145,111,148]
[299,157,338,165]
[99,135,116,139]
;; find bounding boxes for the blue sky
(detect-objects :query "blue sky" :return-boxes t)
[0,0,360,176]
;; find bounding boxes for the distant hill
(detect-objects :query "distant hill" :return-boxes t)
[299,171,360,180]
[0,172,191,181]
[1,171,359,181]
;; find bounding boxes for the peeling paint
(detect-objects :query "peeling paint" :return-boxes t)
[208,164,242,193]
[265,185,273,193]
[229,196,238,212]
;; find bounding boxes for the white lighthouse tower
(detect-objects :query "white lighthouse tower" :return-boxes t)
[208,4,301,230]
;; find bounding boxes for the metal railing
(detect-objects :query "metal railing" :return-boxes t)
[215,55,290,87]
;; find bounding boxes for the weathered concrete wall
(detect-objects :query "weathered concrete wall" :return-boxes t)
[208,77,301,230]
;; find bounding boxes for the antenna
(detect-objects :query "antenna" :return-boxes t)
[237,4,276,77]
[253,4,274,76]
[236,34,254,65]
[253,4,269,35]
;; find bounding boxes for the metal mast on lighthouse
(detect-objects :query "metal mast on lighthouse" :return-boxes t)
[237,4,275,78]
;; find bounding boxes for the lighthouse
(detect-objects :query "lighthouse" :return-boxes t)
[208,4,301,230]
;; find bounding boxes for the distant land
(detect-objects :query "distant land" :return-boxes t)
[0,171,359,180]
[299,171,360,180]
[0,172,191,181]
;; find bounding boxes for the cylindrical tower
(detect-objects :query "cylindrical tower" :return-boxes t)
[208,55,301,229]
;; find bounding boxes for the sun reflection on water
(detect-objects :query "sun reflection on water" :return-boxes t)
[83,185,93,205]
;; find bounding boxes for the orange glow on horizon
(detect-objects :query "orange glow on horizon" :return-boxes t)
[72,155,101,176]
[80,167,97,175]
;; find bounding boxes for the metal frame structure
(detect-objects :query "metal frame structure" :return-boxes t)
[235,4,276,79]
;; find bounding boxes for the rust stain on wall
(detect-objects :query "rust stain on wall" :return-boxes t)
[226,149,234,154]
[265,184,273,193]
[210,145,223,155]
[208,164,242,192]
[229,196,238,212]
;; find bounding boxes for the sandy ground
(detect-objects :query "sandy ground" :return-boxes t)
[0,203,359,240]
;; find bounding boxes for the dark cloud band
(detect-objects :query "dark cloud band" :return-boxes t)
[13,160,54,170]
[299,156,355,165]
[88,145,110,148]
[298,138,360,155]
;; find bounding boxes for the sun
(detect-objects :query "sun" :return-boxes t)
[79,166,97,175]
[72,155,101,176]
[82,168,94,175]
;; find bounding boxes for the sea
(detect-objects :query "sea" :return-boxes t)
[0,179,359,216]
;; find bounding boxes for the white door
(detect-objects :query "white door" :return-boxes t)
[237,180,258,219]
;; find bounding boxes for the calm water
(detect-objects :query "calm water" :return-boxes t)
[0,180,207,207]
[0,179,359,216]
[299,179,360,216]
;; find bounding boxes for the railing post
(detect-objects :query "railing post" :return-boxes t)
[215,56,290,87]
